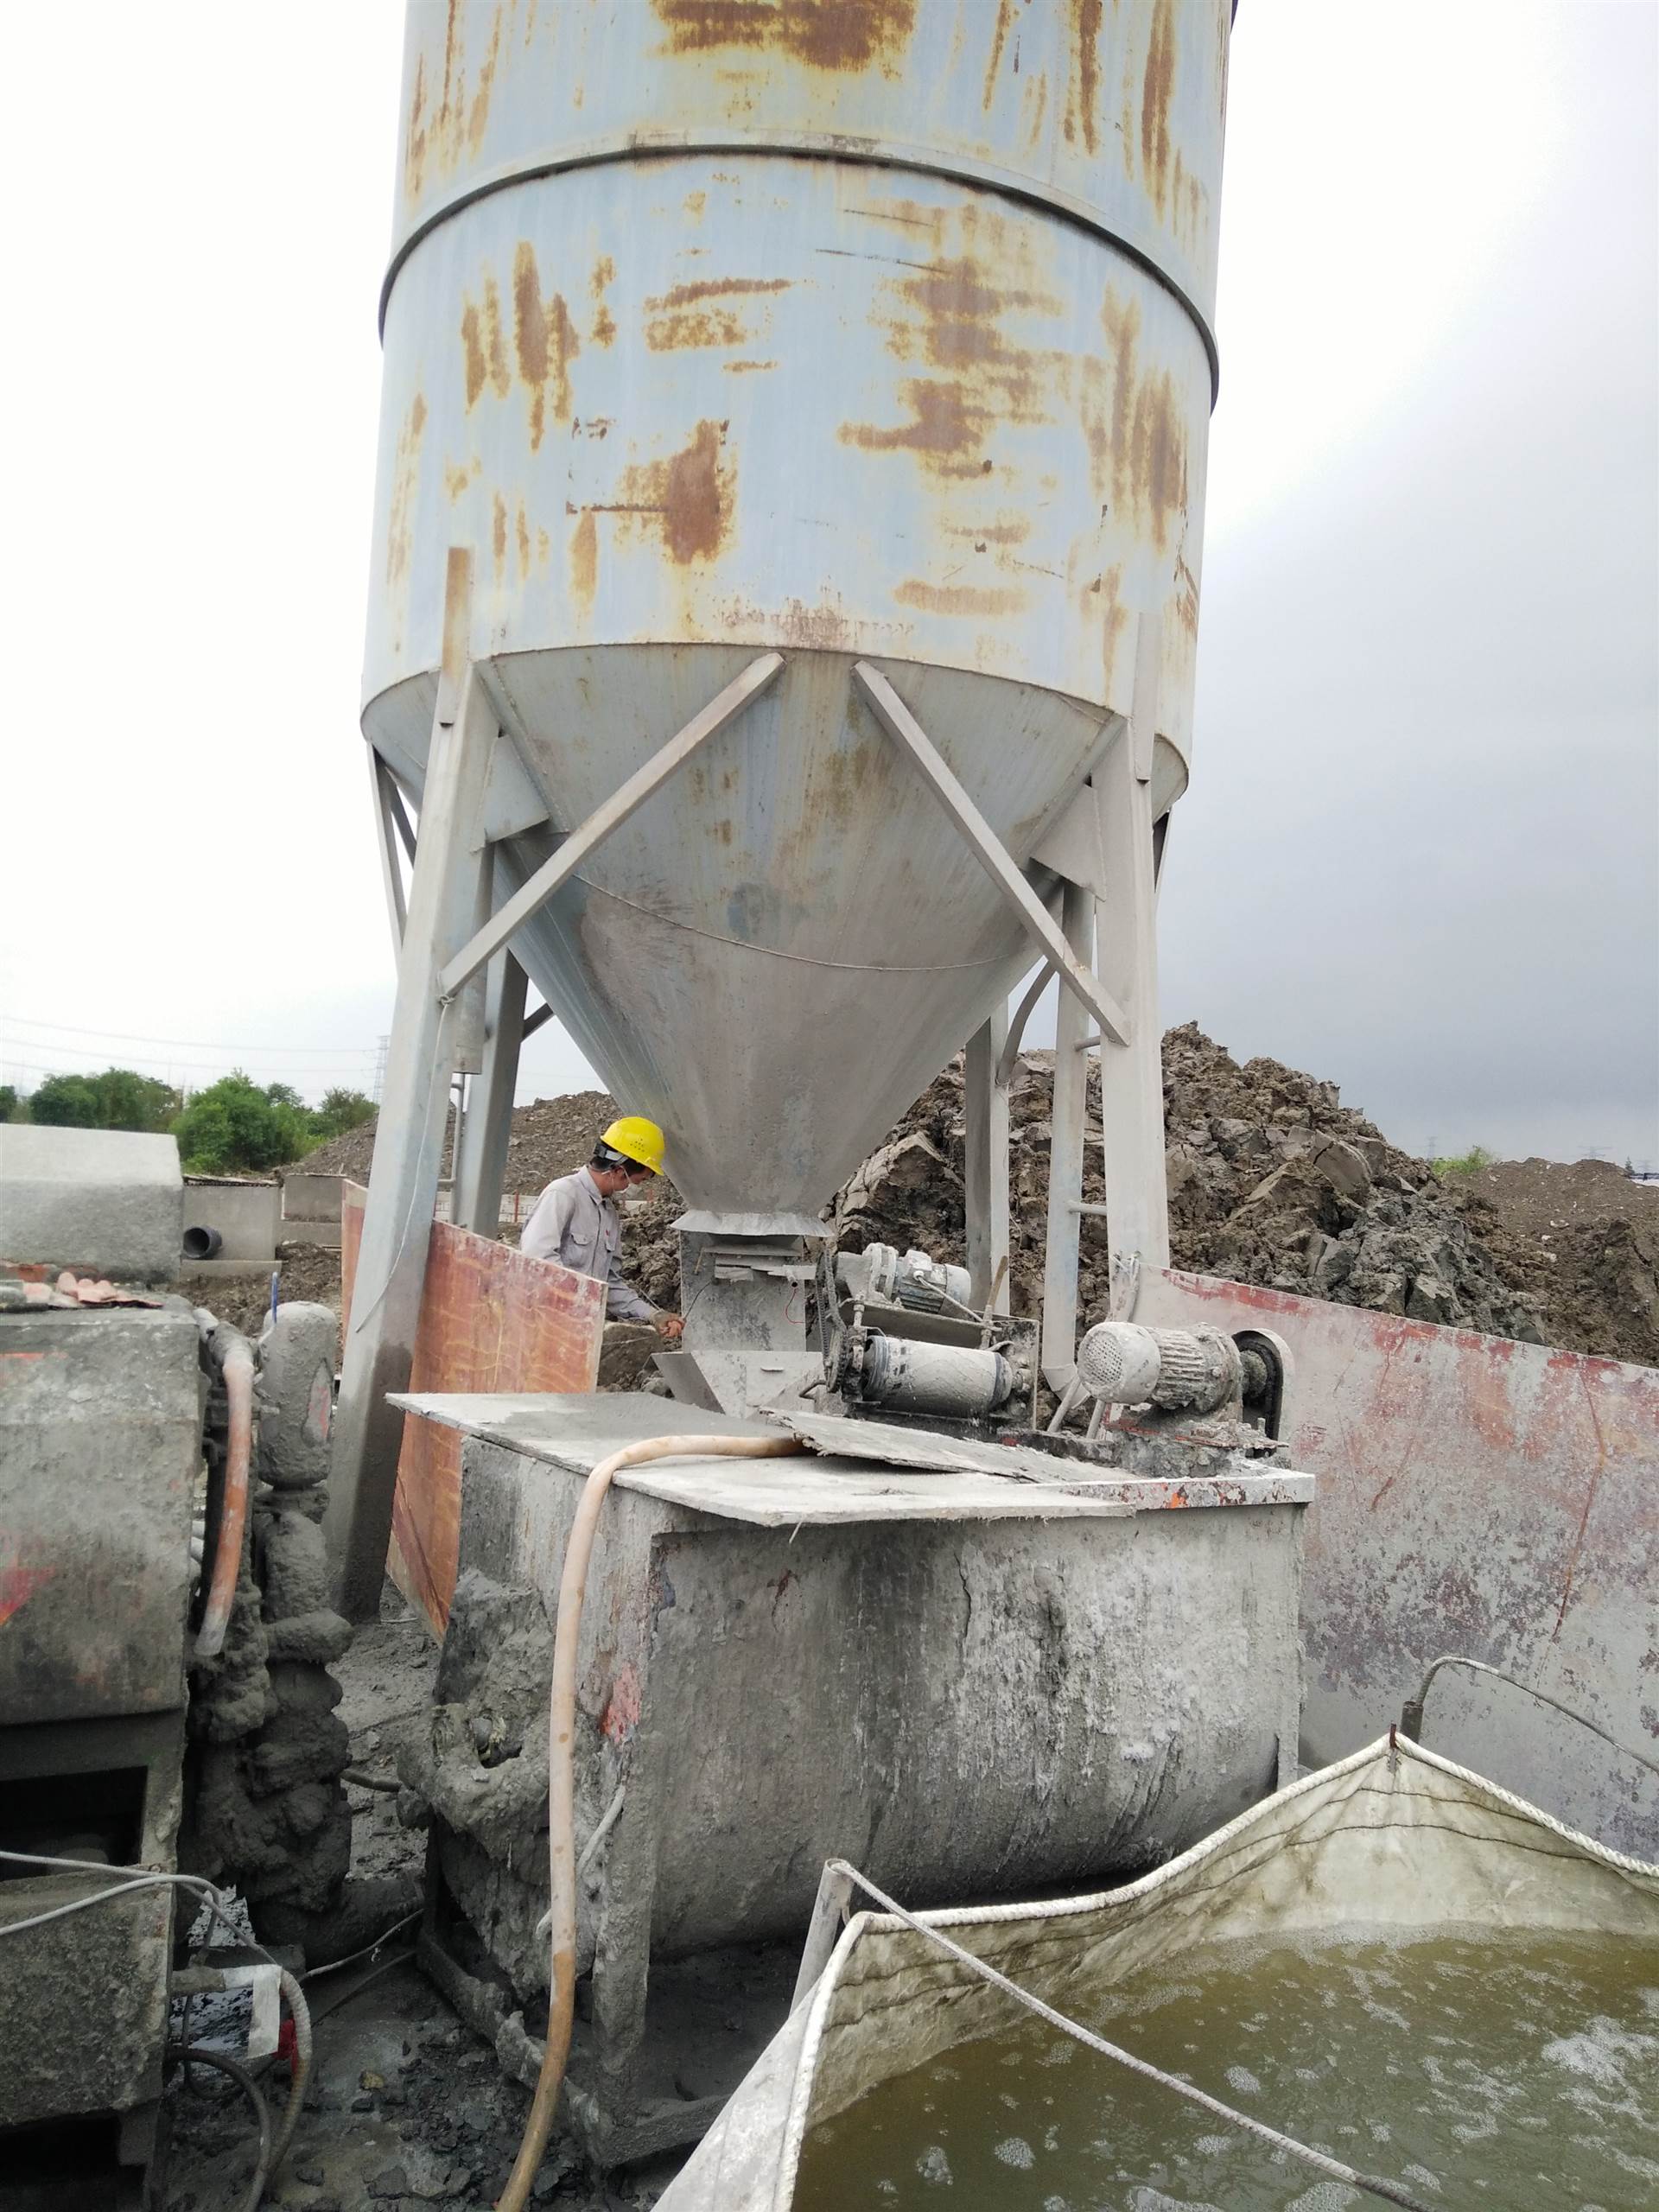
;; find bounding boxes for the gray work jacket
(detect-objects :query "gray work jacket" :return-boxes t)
[520,1166,654,1321]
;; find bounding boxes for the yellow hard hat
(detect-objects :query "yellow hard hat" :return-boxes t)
[601,1115,665,1175]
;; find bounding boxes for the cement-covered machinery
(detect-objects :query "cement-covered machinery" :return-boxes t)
[0,1133,350,2209]
[336,0,1307,2167]
[0,1134,207,2204]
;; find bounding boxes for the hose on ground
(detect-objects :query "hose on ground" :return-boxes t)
[495,1430,807,2212]
[194,1325,254,1662]
[166,2044,272,2212]
[271,1965,311,2172]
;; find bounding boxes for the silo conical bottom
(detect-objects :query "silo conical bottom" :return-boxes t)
[370,646,1116,1219]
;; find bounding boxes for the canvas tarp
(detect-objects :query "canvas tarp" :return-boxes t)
[659,1735,1659,2211]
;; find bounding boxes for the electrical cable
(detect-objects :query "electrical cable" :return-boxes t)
[300,1907,423,1981]
[1402,1655,1659,1781]
[165,2044,272,2212]
[823,1859,1439,2212]
[0,1855,226,1939]
[304,1947,419,2024]
[0,1010,382,1057]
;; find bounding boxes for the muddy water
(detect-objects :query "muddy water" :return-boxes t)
[794,1933,1659,2210]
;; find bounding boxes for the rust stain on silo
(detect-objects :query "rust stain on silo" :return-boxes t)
[512,241,579,447]
[1173,550,1200,637]
[1064,0,1102,155]
[603,420,734,565]
[590,257,617,347]
[647,307,749,352]
[1141,0,1178,215]
[516,501,532,581]
[1082,290,1188,556]
[569,507,597,606]
[404,0,502,200]
[1090,563,1128,693]
[384,392,428,588]
[650,0,917,73]
[982,0,1017,108]
[649,276,792,309]
[461,276,512,410]
[842,213,1061,483]
[895,578,1027,619]
[492,491,508,579]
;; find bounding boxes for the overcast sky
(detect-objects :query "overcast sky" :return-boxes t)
[2,3,1654,1166]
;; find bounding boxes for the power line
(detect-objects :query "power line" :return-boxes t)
[0,1012,379,1058]
[0,1034,376,1077]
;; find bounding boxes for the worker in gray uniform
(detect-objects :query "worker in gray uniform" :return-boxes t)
[521,1114,684,1339]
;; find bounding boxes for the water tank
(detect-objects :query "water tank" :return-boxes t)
[365,0,1231,1220]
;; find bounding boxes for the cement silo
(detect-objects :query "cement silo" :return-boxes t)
[326,12,1316,2167]
[336,0,1235,1586]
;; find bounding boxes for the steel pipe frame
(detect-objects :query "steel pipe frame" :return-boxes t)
[452,950,530,1239]
[327,550,501,1618]
[438,652,785,1003]
[330,590,787,1613]
[852,663,1131,1050]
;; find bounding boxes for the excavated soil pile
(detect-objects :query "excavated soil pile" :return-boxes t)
[269,1032,1658,1368]
[832,1023,1557,1350]
[286,1090,618,1198]
[1460,1157,1659,1367]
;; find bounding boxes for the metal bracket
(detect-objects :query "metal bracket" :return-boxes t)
[852,662,1131,1048]
[438,652,785,1001]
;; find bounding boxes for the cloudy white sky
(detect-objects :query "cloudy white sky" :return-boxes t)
[2,3,1654,1166]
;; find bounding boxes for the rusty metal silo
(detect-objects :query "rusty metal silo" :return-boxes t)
[362,0,1230,1224]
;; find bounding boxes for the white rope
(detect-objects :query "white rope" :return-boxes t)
[825,1859,1439,2212]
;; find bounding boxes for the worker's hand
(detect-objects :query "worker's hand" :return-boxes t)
[654,1313,685,1342]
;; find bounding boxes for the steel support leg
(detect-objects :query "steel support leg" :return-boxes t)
[326,550,499,1619]
[1095,615,1170,1274]
[1040,880,1095,1389]
[369,750,408,958]
[963,1004,1009,1313]
[452,950,527,1238]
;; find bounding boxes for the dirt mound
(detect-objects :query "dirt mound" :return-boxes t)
[1459,1158,1659,1367]
[835,1024,1557,1351]
[277,1035,1656,1368]
[289,1091,620,1201]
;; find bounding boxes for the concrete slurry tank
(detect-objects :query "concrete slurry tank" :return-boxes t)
[364,0,1230,1222]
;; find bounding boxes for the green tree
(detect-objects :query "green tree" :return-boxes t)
[24,1066,179,1133]
[313,1087,377,1139]
[29,1073,105,1127]
[171,1073,317,1174]
[92,1067,180,1132]
[0,1084,23,1122]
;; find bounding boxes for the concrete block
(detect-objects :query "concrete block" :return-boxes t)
[181,1176,280,1263]
[0,1124,182,1282]
[0,1306,200,1725]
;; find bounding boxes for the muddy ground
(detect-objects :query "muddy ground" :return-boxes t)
[163,1596,679,2212]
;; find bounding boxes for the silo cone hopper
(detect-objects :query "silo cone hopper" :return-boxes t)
[331,0,1234,1612]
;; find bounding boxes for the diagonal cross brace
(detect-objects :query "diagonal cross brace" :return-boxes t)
[853,662,1131,1047]
[437,651,785,1001]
